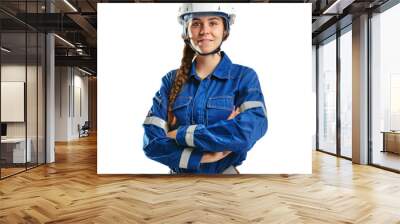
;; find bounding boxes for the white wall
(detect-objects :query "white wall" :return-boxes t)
[55,66,69,141]
[1,65,38,138]
[55,66,89,141]
[73,72,89,136]
[312,45,317,150]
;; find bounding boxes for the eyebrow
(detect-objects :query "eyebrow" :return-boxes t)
[192,17,221,21]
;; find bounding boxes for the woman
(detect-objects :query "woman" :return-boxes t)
[143,3,268,174]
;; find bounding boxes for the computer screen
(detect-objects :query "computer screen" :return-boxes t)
[1,123,7,137]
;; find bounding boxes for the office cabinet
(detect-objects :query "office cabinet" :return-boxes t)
[382,131,400,154]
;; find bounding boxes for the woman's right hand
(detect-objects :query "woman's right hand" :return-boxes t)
[201,151,232,163]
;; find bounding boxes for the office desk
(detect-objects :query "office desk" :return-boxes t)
[1,138,31,163]
[381,131,400,154]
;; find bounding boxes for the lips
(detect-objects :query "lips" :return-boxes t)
[198,39,213,43]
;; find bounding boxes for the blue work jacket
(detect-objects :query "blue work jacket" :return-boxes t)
[143,51,268,174]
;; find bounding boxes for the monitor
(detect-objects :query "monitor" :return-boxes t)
[1,123,7,137]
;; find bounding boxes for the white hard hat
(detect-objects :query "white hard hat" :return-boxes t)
[178,3,235,26]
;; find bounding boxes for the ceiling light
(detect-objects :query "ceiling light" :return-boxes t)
[1,47,11,53]
[78,67,93,76]
[54,34,75,48]
[63,0,78,12]
[322,0,355,15]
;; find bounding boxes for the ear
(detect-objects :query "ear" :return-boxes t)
[223,31,229,41]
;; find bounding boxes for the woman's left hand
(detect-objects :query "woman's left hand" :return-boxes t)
[227,107,240,120]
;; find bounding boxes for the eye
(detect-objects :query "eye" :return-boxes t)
[191,21,200,27]
[210,21,218,26]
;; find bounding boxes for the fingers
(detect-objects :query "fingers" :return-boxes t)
[227,107,240,120]
[167,130,177,139]
[227,109,235,120]
[211,151,232,161]
[167,132,173,138]
[201,151,232,163]
[171,116,177,126]
[222,151,232,156]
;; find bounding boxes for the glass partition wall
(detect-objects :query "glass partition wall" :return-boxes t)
[316,0,400,172]
[0,31,27,177]
[0,1,46,179]
[370,2,400,171]
[317,35,337,155]
[339,27,352,159]
[317,26,353,159]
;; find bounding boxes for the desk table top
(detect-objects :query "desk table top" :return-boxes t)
[1,138,29,143]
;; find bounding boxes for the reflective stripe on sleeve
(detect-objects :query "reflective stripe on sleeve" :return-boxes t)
[185,124,197,147]
[239,101,267,117]
[143,116,168,133]
[179,148,193,169]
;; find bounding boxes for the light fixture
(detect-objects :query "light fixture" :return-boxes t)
[78,67,93,76]
[63,0,78,12]
[76,48,86,55]
[322,0,355,15]
[1,47,11,53]
[54,34,75,48]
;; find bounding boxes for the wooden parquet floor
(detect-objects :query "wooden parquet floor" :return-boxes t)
[1,134,400,223]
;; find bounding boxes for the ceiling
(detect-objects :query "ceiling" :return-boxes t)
[0,0,393,75]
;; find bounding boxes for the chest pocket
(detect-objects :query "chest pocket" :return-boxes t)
[206,96,234,125]
[172,96,192,125]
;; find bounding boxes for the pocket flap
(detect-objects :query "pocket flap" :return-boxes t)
[207,96,234,110]
[173,96,192,110]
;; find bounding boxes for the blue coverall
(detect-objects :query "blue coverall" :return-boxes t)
[143,51,268,174]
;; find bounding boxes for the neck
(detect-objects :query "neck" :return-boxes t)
[195,52,221,80]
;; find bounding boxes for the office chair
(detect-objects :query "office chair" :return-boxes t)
[79,121,90,138]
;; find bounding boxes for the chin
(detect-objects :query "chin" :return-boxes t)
[199,48,216,54]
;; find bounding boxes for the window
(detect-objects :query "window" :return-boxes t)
[339,28,352,158]
[371,2,400,171]
[318,36,337,155]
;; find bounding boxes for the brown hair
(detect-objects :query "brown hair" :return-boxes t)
[168,43,196,128]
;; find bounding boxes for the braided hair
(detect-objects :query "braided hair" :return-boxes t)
[167,43,196,128]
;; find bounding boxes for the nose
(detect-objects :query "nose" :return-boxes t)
[199,23,211,35]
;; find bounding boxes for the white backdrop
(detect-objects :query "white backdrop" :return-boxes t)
[98,3,312,174]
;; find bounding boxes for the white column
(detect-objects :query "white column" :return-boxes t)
[46,1,55,163]
[352,14,369,164]
[55,67,73,141]
[312,45,317,150]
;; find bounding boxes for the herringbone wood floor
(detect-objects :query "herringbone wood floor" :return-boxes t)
[1,134,400,223]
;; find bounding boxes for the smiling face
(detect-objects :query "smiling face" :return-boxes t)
[187,16,226,55]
